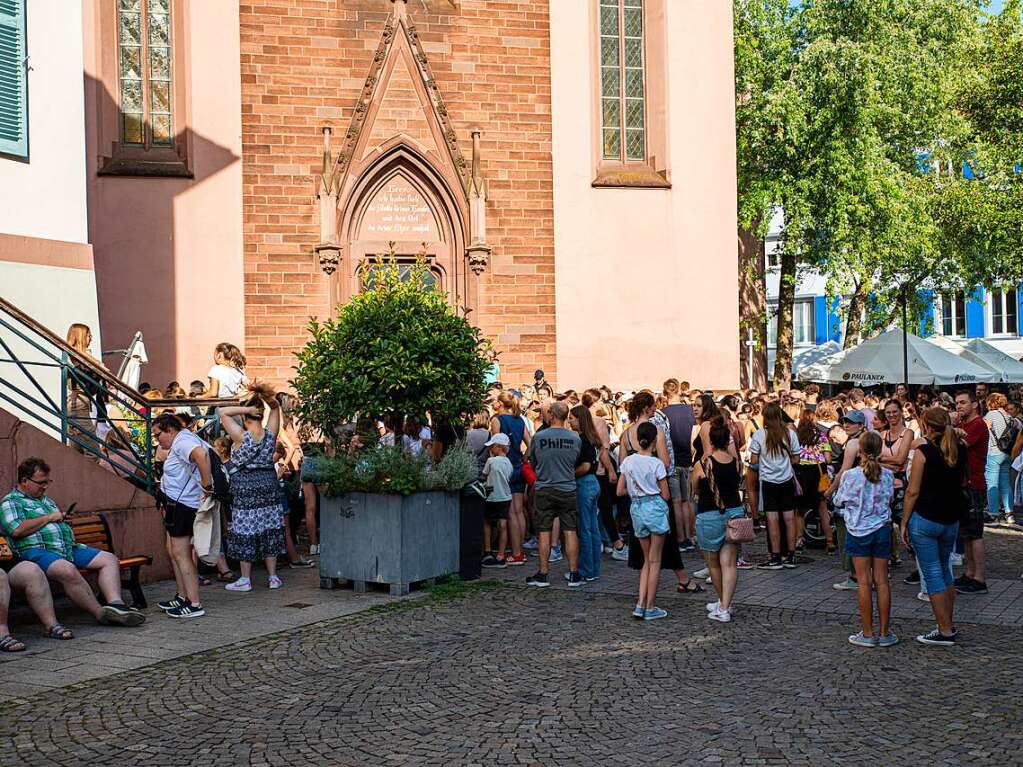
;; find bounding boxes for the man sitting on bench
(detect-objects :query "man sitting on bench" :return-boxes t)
[0,457,146,629]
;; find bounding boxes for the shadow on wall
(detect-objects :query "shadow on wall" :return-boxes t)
[0,408,172,583]
[83,74,240,388]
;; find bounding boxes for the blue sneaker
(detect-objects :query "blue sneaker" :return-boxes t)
[632,604,645,619]
[522,537,539,551]
[549,546,563,563]
[643,607,668,621]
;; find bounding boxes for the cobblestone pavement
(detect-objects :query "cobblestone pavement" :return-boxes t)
[1,573,1022,766]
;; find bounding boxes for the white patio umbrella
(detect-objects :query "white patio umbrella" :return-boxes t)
[797,328,995,386]
[960,338,1023,383]
[114,331,149,390]
[792,341,841,375]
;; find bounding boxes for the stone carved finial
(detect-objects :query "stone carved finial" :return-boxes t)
[315,126,342,276]
[466,129,491,276]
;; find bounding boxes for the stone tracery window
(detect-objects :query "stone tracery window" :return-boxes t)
[599,0,645,163]
[117,0,173,146]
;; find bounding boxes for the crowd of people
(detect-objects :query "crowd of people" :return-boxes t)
[2,327,1019,649]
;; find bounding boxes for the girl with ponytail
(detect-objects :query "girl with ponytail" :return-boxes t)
[900,407,967,647]
[833,431,896,647]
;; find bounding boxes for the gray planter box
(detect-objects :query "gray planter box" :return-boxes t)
[318,490,459,596]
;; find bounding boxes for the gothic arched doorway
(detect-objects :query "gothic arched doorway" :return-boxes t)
[334,145,469,310]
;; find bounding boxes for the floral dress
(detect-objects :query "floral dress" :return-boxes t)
[226,430,286,562]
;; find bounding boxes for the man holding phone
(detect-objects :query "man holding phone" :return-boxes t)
[0,457,145,628]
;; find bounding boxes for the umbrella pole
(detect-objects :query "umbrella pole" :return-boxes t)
[901,286,909,389]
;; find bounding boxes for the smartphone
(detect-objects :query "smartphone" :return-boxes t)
[65,502,77,518]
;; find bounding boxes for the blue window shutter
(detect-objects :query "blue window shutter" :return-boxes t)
[814,296,827,345]
[0,0,27,158]
[827,297,841,343]
[965,287,985,338]
[918,289,934,336]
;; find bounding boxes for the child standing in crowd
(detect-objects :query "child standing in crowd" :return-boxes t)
[205,342,248,398]
[618,422,671,621]
[833,431,897,647]
[481,433,513,569]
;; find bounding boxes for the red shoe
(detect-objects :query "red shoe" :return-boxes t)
[505,553,527,566]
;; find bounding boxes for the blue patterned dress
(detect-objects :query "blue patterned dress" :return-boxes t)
[226,430,286,562]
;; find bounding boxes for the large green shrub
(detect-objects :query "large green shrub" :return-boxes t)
[292,254,494,447]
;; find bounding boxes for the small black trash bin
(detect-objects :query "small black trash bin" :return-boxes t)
[458,486,484,581]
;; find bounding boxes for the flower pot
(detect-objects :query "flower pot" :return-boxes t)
[318,490,459,595]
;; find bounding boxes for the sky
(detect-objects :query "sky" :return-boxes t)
[988,0,1005,13]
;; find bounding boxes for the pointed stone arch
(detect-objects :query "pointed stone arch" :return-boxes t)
[332,142,472,311]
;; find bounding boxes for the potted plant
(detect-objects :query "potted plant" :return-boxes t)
[293,251,494,595]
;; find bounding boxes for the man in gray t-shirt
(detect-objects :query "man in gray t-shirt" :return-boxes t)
[526,402,587,588]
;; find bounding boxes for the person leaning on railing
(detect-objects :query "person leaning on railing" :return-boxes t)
[64,323,110,459]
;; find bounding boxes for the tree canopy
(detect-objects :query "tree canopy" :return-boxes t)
[735,0,1023,387]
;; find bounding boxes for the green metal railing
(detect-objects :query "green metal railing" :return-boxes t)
[0,297,236,493]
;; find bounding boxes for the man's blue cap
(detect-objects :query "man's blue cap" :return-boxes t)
[841,410,866,425]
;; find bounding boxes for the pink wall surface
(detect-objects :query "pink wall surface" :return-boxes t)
[83,1,244,389]
[550,0,740,391]
[0,409,171,583]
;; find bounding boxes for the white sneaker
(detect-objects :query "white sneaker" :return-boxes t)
[708,606,732,622]
[950,553,963,567]
[268,575,283,590]
[694,567,710,579]
[611,545,629,561]
[917,591,930,603]
[309,544,320,556]
[225,578,252,592]
[706,601,720,612]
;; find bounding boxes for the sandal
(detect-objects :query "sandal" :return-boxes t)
[826,541,837,554]
[44,624,74,640]
[199,575,213,587]
[0,634,26,653]
[677,578,706,594]
[217,570,235,582]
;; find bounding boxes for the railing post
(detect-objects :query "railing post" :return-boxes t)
[59,350,68,446]
[145,408,153,494]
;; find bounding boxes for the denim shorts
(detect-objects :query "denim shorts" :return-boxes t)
[18,544,101,573]
[844,526,892,560]
[629,495,670,538]
[696,507,745,552]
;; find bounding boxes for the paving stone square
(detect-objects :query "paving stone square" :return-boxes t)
[1,527,1021,766]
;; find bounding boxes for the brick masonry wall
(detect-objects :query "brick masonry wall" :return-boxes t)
[240,0,555,389]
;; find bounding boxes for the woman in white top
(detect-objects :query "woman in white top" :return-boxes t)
[984,392,1014,521]
[746,402,800,570]
[205,343,248,398]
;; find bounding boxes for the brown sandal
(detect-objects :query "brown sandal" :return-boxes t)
[44,623,74,640]
[0,634,26,652]
[677,579,705,594]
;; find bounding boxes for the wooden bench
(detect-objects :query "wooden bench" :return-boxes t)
[0,514,152,608]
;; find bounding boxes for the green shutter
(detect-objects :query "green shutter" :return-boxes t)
[0,0,27,158]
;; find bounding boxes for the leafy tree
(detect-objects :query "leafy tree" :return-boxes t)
[292,251,494,447]
[733,0,1022,387]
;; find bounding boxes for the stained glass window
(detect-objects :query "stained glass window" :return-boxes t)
[117,0,172,146]
[599,0,645,162]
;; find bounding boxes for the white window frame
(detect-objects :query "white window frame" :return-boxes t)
[987,287,1019,338]
[767,298,815,348]
[935,291,966,338]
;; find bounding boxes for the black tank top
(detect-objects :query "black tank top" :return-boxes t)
[697,456,742,513]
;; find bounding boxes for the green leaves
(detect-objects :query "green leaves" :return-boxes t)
[291,253,495,445]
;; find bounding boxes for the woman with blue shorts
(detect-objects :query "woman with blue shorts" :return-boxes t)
[690,417,746,623]
[901,407,967,647]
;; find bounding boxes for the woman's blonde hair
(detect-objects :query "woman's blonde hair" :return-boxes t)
[922,406,958,467]
[66,324,92,355]
[496,391,520,417]
[987,392,1008,412]
[858,431,882,483]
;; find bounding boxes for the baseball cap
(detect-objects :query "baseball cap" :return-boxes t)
[484,433,510,447]
[840,410,866,425]
[534,369,545,380]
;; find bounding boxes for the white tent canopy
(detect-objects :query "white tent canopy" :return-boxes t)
[797,328,996,386]
[959,338,1023,383]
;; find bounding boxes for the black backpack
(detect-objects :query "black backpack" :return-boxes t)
[996,413,1020,454]
[207,448,233,505]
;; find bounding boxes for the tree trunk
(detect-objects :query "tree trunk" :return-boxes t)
[771,249,797,390]
[844,278,871,349]
[738,227,768,390]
